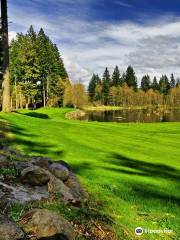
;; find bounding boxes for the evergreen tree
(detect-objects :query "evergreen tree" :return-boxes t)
[88,74,101,102]
[102,67,111,105]
[141,75,151,92]
[159,75,170,95]
[36,28,52,106]
[151,76,159,91]
[170,73,176,88]
[112,66,121,86]
[121,72,126,85]
[9,26,68,108]
[96,74,101,85]
[88,74,97,102]
[125,66,137,90]
[37,29,68,106]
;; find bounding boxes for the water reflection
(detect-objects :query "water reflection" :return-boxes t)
[79,109,180,123]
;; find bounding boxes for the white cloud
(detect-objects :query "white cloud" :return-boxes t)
[8,1,180,85]
[114,0,134,8]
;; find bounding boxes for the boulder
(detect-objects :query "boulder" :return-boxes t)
[48,175,75,203]
[0,155,12,168]
[0,214,26,240]
[0,181,49,207]
[22,209,75,240]
[30,156,52,170]
[20,166,50,186]
[65,173,88,201]
[49,163,69,181]
[13,161,30,172]
[55,160,72,172]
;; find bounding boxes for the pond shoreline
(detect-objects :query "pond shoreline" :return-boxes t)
[66,107,180,123]
[83,105,180,112]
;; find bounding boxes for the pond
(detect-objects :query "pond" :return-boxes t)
[79,109,180,123]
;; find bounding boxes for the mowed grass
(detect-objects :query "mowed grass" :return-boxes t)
[0,108,180,239]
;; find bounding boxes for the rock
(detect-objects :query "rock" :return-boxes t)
[13,161,30,172]
[0,181,49,206]
[65,173,88,201]
[48,175,75,203]
[20,166,50,186]
[55,160,72,172]
[30,156,52,170]
[49,163,69,181]
[0,155,12,168]
[0,214,26,240]
[22,209,75,240]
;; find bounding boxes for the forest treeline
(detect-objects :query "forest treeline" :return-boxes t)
[0,26,180,110]
[88,66,180,107]
[0,26,70,109]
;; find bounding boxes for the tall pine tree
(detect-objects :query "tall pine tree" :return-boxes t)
[102,67,111,105]
[141,75,151,92]
[88,74,97,102]
[159,75,170,95]
[151,76,159,91]
[125,66,137,90]
[9,26,68,108]
[112,66,121,86]
[170,73,176,88]
[88,74,102,102]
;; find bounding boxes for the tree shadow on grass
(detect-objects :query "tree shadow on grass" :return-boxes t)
[14,111,50,119]
[0,118,63,157]
[102,153,180,205]
[70,162,93,175]
[105,153,180,182]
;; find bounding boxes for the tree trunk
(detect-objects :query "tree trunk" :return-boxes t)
[1,0,10,112]
[43,81,46,108]
[15,79,18,109]
[20,91,23,109]
[25,101,28,110]
[46,78,49,106]
[25,96,30,110]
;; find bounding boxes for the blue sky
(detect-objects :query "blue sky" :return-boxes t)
[7,0,180,84]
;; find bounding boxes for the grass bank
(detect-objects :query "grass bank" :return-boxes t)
[83,105,150,111]
[83,105,180,111]
[0,108,180,239]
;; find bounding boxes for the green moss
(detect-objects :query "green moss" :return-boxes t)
[0,167,18,177]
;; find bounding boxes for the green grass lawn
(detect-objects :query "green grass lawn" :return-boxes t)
[0,108,180,239]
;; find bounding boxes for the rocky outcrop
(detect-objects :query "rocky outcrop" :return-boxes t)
[0,214,26,240]
[0,181,49,207]
[48,174,75,203]
[65,173,88,201]
[0,151,88,206]
[22,209,75,240]
[20,166,50,186]
[0,146,88,240]
[49,162,70,181]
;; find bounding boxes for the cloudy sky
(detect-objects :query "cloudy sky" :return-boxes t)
[6,0,180,85]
